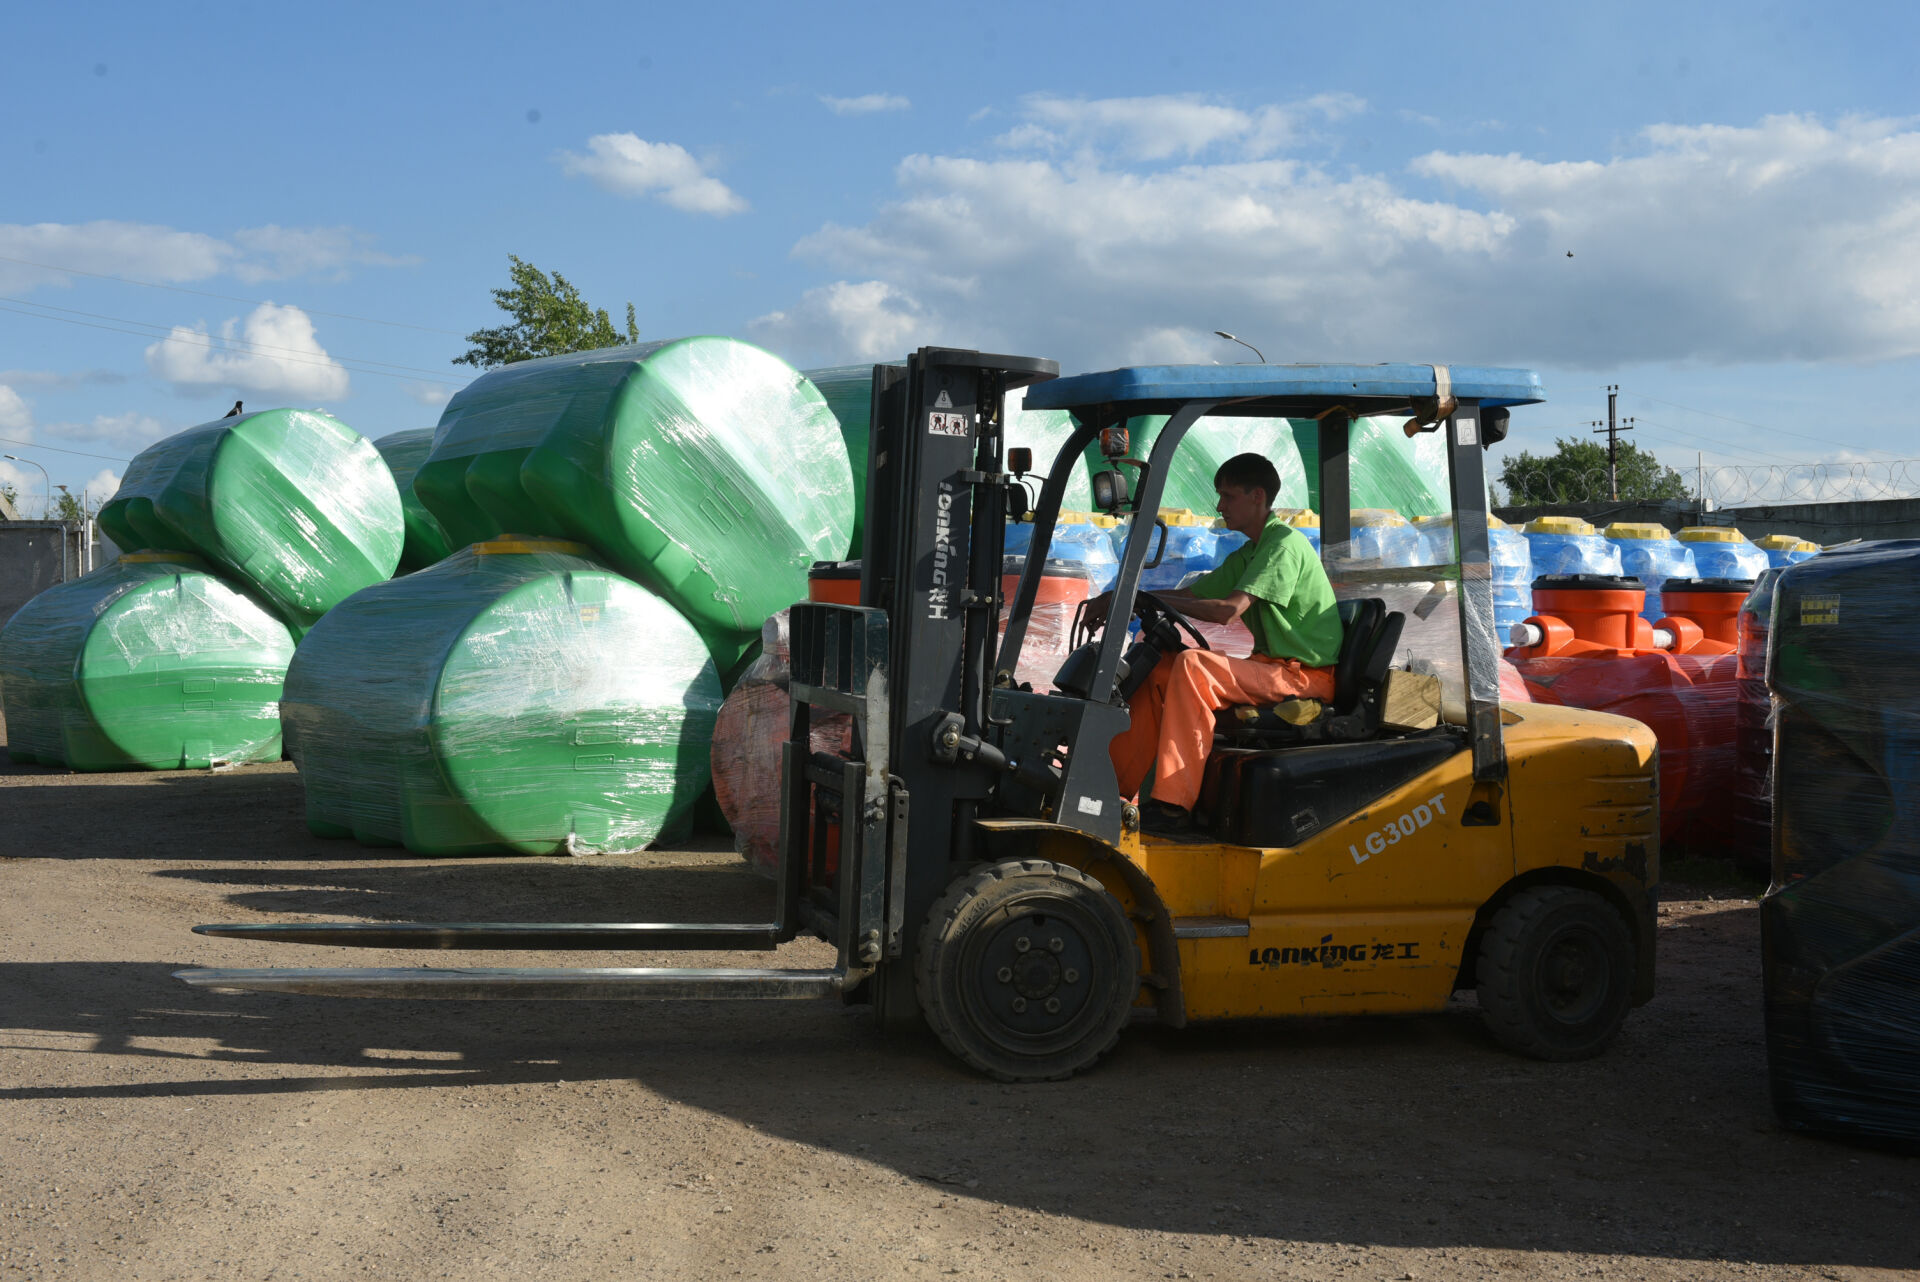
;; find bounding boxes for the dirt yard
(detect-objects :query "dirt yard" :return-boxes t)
[3,733,1916,1281]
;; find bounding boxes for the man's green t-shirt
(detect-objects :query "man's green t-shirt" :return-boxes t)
[1188,515,1342,666]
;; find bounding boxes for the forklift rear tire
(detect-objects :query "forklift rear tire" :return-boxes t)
[916,859,1139,1083]
[1476,885,1635,1061]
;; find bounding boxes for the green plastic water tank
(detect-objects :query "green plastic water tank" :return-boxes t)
[802,364,879,557]
[416,338,853,671]
[373,428,456,571]
[1292,416,1456,515]
[97,408,404,634]
[1086,415,1308,512]
[281,538,723,855]
[0,552,295,770]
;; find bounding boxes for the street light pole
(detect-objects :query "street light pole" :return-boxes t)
[3,453,51,518]
[1213,330,1267,363]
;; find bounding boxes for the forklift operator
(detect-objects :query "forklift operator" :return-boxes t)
[1084,453,1342,833]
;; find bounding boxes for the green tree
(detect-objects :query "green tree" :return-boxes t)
[1498,437,1692,505]
[50,489,101,523]
[454,255,640,369]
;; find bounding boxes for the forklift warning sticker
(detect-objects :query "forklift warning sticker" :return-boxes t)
[928,411,969,437]
[1800,594,1839,626]
[1348,793,1446,865]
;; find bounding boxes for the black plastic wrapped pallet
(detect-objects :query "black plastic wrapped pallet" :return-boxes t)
[1761,540,1920,1145]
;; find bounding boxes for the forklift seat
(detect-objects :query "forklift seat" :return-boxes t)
[1213,598,1406,747]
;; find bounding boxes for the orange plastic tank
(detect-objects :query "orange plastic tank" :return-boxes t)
[807,560,862,606]
[1511,574,1658,658]
[1654,577,1747,655]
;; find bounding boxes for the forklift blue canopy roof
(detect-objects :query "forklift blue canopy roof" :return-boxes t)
[1024,363,1545,416]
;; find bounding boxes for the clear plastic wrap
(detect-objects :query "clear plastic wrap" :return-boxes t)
[418,338,855,673]
[97,408,404,635]
[282,539,722,855]
[0,551,294,769]
[1005,387,1093,514]
[800,363,885,557]
[1293,416,1454,515]
[1677,526,1770,582]
[1088,415,1310,514]
[1762,540,1920,1143]
[1731,569,1779,875]
[1522,516,1625,577]
[1758,533,1820,569]
[372,428,456,571]
[1603,522,1698,623]
[709,611,851,875]
[1005,512,1119,593]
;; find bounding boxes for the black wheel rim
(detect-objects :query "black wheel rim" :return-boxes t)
[1533,921,1613,1026]
[953,890,1121,1057]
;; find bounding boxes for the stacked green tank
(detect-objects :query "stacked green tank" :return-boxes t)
[1292,416,1455,515]
[372,428,456,571]
[802,364,879,557]
[416,338,854,672]
[0,552,295,770]
[1085,415,1310,512]
[98,408,404,634]
[282,540,723,854]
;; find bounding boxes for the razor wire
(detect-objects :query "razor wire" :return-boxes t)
[1499,460,1920,508]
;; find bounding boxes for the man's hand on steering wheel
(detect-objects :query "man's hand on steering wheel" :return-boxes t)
[1131,588,1212,652]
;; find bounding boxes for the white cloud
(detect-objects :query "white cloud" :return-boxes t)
[56,411,168,452]
[0,220,413,293]
[750,280,937,365]
[0,385,31,434]
[144,303,350,400]
[821,93,911,116]
[559,134,748,215]
[404,381,456,408]
[1003,92,1364,160]
[83,468,123,503]
[762,109,1920,374]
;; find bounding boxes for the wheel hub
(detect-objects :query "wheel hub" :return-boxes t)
[969,911,1097,1040]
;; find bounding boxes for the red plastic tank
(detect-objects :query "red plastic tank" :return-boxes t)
[1655,577,1747,656]
[1507,574,1737,852]
[807,560,862,606]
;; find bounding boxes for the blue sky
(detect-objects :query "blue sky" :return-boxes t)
[4,0,1918,514]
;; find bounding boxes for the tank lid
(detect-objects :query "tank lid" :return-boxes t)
[1485,515,1509,530]
[808,559,862,579]
[1057,509,1093,525]
[1275,508,1320,527]
[1524,515,1594,535]
[1158,507,1208,526]
[1602,521,1673,540]
[1676,526,1745,543]
[1795,540,1820,554]
[1660,576,1753,594]
[471,537,589,556]
[1087,513,1121,528]
[1351,508,1407,527]
[1755,532,1804,549]
[1532,573,1644,592]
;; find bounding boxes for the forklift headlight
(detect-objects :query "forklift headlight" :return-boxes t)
[1091,468,1130,512]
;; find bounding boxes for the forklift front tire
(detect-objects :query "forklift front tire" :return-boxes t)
[916,859,1140,1083]
[1476,885,1635,1061]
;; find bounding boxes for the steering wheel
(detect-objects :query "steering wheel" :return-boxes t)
[1131,588,1212,653]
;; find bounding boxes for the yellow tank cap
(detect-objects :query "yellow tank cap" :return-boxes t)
[1677,526,1744,543]
[1756,532,1804,549]
[1603,521,1673,540]
[119,550,203,564]
[1485,515,1509,530]
[1158,508,1205,525]
[1351,508,1407,526]
[472,537,591,556]
[1057,510,1091,524]
[1795,540,1820,553]
[1524,515,1594,535]
[1273,508,1321,527]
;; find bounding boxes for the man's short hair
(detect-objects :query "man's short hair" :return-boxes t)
[1214,453,1281,508]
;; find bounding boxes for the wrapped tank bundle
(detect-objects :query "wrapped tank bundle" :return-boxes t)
[97,408,404,635]
[0,551,295,770]
[417,339,855,673]
[1757,533,1820,569]
[1676,526,1768,581]
[1293,416,1453,515]
[1522,516,1623,578]
[1763,541,1920,1143]
[372,428,456,571]
[801,364,883,557]
[1005,386,1094,514]
[1088,415,1309,514]
[282,539,722,855]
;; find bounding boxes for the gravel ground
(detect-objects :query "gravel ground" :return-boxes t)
[2,736,1916,1281]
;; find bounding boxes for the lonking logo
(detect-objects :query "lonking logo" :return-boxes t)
[927,480,956,621]
[1248,934,1421,968]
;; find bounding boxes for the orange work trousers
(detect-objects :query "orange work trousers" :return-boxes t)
[1109,649,1336,811]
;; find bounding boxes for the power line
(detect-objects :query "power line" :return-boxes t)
[0,252,466,337]
[1631,392,1904,460]
[0,299,468,387]
[0,435,130,463]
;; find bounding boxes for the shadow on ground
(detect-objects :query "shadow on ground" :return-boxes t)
[2,868,1914,1271]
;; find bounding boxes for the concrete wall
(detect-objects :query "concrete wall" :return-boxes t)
[0,521,91,630]
[1492,497,1920,547]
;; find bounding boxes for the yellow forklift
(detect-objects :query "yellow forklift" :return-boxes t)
[180,351,1658,1082]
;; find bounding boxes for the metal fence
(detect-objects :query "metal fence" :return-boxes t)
[1502,459,1920,509]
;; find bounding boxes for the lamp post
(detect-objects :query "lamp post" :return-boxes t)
[1213,330,1266,363]
[3,453,51,518]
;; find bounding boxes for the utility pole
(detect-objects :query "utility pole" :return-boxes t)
[1591,385,1635,500]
